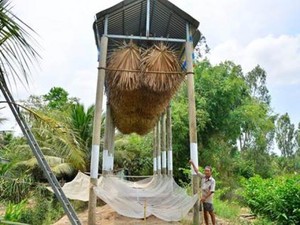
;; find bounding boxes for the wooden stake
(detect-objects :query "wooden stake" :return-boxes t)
[153,127,157,175]
[103,103,115,175]
[144,200,147,221]
[161,113,167,175]
[156,119,161,175]
[166,104,173,176]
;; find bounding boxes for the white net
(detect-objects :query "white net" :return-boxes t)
[51,172,197,222]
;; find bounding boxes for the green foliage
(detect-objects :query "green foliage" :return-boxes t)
[0,0,40,84]
[0,162,13,176]
[276,113,297,157]
[242,174,300,224]
[43,87,78,110]
[68,103,96,170]
[4,200,27,222]
[245,65,271,105]
[69,103,94,150]
[114,133,153,176]
[0,131,13,148]
[172,60,277,186]
[214,197,240,221]
[252,217,273,225]
[0,174,33,203]
[18,187,64,225]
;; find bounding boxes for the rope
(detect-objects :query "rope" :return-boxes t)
[185,71,195,75]
[97,66,191,75]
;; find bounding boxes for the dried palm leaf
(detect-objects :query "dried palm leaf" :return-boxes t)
[107,43,185,135]
[106,41,142,91]
[141,42,184,92]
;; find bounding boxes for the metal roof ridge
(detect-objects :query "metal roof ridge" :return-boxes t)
[95,0,199,29]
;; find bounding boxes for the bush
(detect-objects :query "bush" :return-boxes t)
[19,187,65,225]
[0,175,33,203]
[4,200,27,222]
[241,174,300,225]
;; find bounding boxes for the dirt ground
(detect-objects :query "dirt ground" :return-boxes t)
[53,204,232,225]
[53,204,185,225]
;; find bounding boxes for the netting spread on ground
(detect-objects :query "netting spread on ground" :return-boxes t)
[52,172,197,221]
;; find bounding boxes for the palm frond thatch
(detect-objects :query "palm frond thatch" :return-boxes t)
[141,42,184,92]
[106,42,184,135]
[106,41,141,91]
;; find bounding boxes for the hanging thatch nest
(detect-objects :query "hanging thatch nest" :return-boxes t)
[141,43,184,92]
[111,109,158,135]
[134,89,172,120]
[109,88,159,135]
[106,41,184,135]
[137,43,184,121]
[106,42,141,91]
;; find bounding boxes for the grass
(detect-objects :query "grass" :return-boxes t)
[214,198,275,225]
[214,198,241,220]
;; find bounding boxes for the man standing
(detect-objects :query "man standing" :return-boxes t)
[189,160,216,225]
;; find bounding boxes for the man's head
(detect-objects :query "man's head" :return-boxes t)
[204,166,212,178]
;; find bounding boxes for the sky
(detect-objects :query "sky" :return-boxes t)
[1,0,300,136]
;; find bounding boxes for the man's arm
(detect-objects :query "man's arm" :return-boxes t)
[201,190,214,202]
[189,160,199,175]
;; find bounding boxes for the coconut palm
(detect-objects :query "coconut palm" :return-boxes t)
[23,105,87,171]
[0,0,39,85]
[69,103,94,151]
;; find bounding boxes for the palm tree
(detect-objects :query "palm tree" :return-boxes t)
[0,0,39,85]
[69,104,94,150]
[22,104,87,171]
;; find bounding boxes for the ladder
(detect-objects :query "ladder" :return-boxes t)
[0,78,82,225]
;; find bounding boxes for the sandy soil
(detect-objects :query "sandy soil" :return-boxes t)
[53,204,233,225]
[53,204,185,225]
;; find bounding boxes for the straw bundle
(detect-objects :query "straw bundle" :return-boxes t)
[106,42,149,134]
[106,42,184,135]
[106,42,141,91]
[111,110,158,135]
[138,43,184,121]
[141,43,184,92]
[109,89,159,135]
[138,89,174,119]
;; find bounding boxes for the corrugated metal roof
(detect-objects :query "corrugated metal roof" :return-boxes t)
[93,0,201,54]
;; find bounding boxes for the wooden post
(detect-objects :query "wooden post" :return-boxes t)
[156,119,161,175]
[186,23,200,225]
[161,113,167,175]
[102,103,115,175]
[153,127,157,175]
[166,105,173,176]
[88,35,108,225]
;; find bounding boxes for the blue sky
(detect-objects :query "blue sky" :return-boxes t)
[2,0,300,135]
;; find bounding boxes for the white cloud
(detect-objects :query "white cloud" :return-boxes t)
[208,34,300,124]
[209,34,300,86]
